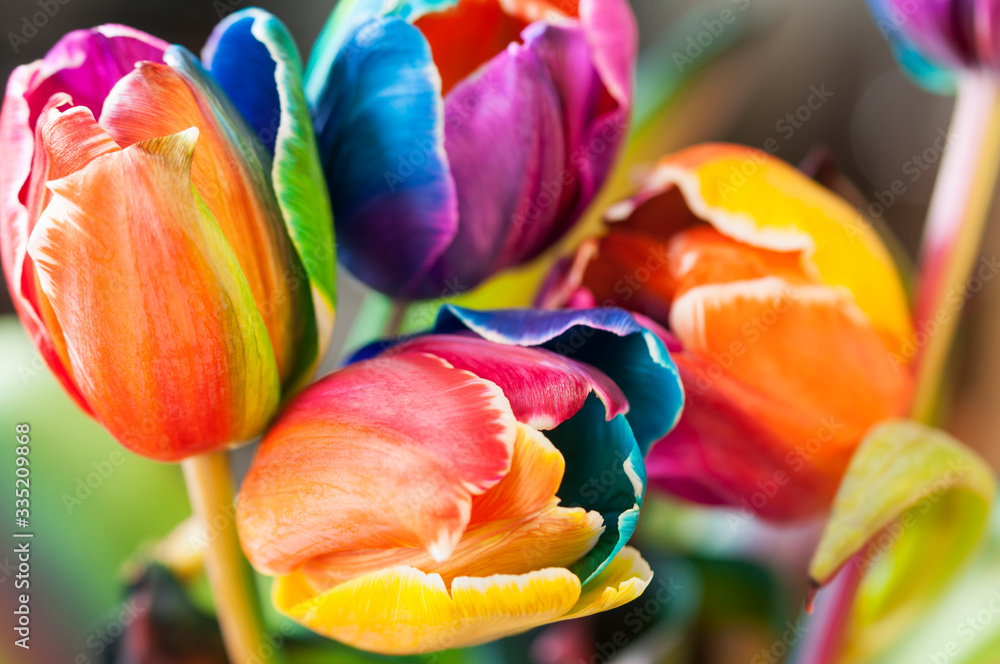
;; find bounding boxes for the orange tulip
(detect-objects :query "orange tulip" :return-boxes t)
[541,143,914,519]
[0,14,336,461]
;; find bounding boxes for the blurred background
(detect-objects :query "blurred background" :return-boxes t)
[2,1,998,663]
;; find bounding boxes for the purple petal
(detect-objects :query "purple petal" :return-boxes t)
[23,25,167,127]
[425,13,634,293]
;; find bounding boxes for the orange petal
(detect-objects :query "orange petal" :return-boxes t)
[669,276,912,465]
[415,0,530,95]
[26,129,281,460]
[100,61,308,387]
[236,352,516,575]
[298,424,603,588]
[616,143,913,351]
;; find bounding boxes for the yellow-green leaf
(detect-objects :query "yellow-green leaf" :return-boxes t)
[809,419,996,662]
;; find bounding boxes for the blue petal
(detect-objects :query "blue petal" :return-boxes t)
[308,16,458,298]
[434,306,684,452]
[545,396,646,584]
[304,0,458,100]
[865,0,957,95]
[203,9,282,154]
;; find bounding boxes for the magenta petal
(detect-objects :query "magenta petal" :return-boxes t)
[23,25,167,127]
[427,27,566,290]
[392,334,628,429]
[427,16,632,291]
[580,0,637,109]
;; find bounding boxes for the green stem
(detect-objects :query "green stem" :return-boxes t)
[911,72,1000,424]
[182,452,277,664]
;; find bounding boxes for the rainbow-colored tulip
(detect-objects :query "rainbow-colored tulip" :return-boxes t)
[306,0,637,299]
[867,0,1000,89]
[540,144,915,520]
[0,10,335,461]
[236,306,683,654]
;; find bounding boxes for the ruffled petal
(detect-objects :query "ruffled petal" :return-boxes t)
[25,130,281,461]
[625,143,912,350]
[432,305,683,451]
[236,352,516,575]
[670,277,911,453]
[308,16,457,298]
[100,54,312,390]
[274,565,582,655]
[391,333,627,429]
[560,546,653,620]
[203,9,337,355]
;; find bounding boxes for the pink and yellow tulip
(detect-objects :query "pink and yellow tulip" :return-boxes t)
[236,306,683,654]
[540,143,915,519]
[0,11,335,461]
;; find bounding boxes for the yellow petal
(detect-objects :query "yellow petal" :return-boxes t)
[637,143,913,350]
[274,566,582,655]
[561,546,653,620]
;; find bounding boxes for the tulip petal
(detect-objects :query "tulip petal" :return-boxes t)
[432,305,683,451]
[298,423,604,587]
[560,546,653,620]
[237,352,515,575]
[669,277,911,469]
[100,54,314,391]
[309,16,458,298]
[1,77,90,413]
[414,0,529,95]
[21,25,167,125]
[274,565,582,655]
[419,23,566,292]
[391,334,627,429]
[203,9,337,352]
[646,350,844,519]
[304,0,456,99]
[25,129,281,460]
[622,143,913,350]
[546,396,645,583]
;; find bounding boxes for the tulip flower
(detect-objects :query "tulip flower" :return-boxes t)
[305,0,637,300]
[0,10,336,461]
[867,0,999,90]
[236,306,683,654]
[540,143,915,520]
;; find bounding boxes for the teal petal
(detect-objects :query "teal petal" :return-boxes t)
[545,396,646,584]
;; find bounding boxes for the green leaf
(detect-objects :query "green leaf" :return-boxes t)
[808,419,996,662]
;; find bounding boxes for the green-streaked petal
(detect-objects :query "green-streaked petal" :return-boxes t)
[203,9,337,370]
[26,129,280,461]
